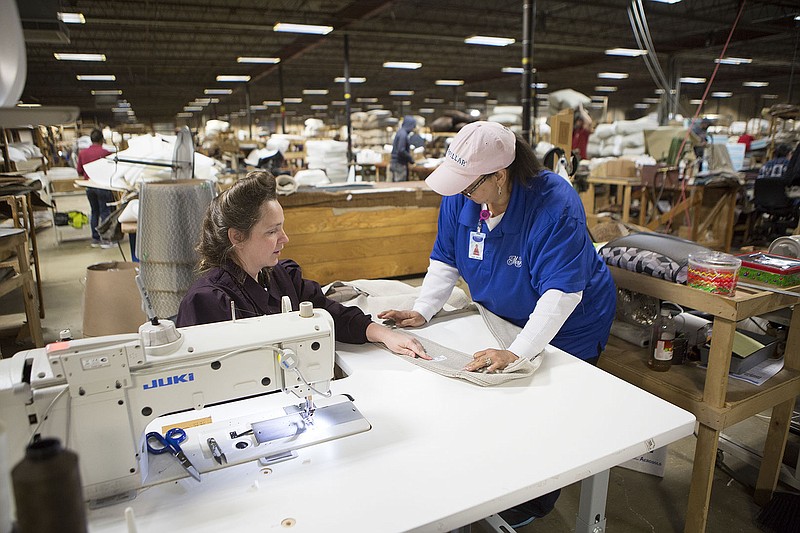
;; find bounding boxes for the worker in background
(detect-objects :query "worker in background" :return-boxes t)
[390,115,417,181]
[176,171,429,359]
[571,105,592,160]
[378,121,616,527]
[758,143,792,179]
[690,118,712,164]
[76,129,115,248]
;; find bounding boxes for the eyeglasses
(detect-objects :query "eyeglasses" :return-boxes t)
[461,173,493,198]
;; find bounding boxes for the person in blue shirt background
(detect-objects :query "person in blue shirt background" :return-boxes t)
[379,121,616,527]
[390,115,417,181]
[758,143,793,179]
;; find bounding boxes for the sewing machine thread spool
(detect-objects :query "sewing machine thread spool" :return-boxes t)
[11,438,87,533]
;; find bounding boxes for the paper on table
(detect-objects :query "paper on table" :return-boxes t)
[732,331,764,358]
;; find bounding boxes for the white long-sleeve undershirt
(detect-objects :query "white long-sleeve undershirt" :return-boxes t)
[412,259,582,360]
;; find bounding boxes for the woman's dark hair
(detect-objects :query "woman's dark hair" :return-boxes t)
[506,134,542,186]
[197,170,278,272]
[775,143,792,159]
[89,129,103,144]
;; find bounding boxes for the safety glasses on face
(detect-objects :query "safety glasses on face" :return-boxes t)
[461,172,494,198]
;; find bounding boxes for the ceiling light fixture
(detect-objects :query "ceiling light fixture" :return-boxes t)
[742,81,769,88]
[273,22,333,35]
[605,48,648,57]
[334,77,366,83]
[366,104,384,109]
[654,88,666,94]
[597,72,629,79]
[711,91,733,97]
[424,98,444,104]
[501,67,524,74]
[249,105,267,111]
[237,57,280,64]
[383,61,421,69]
[263,101,282,106]
[680,77,706,84]
[531,82,548,89]
[183,106,202,112]
[331,101,347,106]
[389,90,415,96]
[464,35,515,46]
[650,0,682,3]
[54,53,106,62]
[356,97,378,103]
[57,12,85,24]
[595,86,618,92]
[714,57,752,65]
[283,97,302,103]
[643,97,661,104]
[311,104,328,110]
[634,103,650,109]
[91,90,122,95]
[303,89,329,95]
[761,94,779,99]
[76,75,116,81]
[419,108,435,114]
[216,75,251,82]
[204,88,233,95]
[16,102,41,108]
[177,112,194,118]
[466,91,489,97]
[690,99,705,105]
[435,79,464,86]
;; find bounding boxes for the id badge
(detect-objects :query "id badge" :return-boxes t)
[468,231,485,260]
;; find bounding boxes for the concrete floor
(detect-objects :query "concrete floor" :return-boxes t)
[1,209,798,532]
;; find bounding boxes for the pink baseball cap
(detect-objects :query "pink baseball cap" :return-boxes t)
[425,121,517,196]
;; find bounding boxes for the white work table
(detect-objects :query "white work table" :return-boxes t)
[87,313,695,532]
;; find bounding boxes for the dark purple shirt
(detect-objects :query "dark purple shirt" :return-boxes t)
[176,259,372,344]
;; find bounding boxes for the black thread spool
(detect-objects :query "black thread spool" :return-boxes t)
[11,438,87,533]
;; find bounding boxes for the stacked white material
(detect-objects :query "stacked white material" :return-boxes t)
[304,118,325,137]
[747,118,770,135]
[205,119,230,136]
[729,121,747,135]
[266,134,297,155]
[590,116,658,157]
[489,105,523,126]
[306,140,348,182]
[548,89,591,112]
[351,110,400,149]
[82,133,220,191]
[356,149,383,165]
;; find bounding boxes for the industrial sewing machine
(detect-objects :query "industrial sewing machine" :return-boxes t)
[0,303,370,505]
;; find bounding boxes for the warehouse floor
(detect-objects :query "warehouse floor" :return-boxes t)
[1,216,798,533]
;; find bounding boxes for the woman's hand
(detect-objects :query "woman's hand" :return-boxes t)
[377,309,427,328]
[464,349,519,373]
[366,323,431,359]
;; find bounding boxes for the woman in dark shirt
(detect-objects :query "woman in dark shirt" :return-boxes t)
[177,171,428,358]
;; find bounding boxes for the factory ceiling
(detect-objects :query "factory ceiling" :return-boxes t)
[15,0,800,129]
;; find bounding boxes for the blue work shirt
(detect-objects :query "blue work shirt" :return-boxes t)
[430,170,616,359]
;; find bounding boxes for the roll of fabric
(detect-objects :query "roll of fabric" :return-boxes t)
[136,180,215,264]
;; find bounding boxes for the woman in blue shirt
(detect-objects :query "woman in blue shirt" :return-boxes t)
[379,122,616,526]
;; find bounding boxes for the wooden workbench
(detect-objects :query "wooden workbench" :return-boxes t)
[279,182,441,284]
[0,228,43,347]
[582,175,642,224]
[599,266,800,532]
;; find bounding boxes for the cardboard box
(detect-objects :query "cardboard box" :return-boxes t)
[618,445,668,477]
[82,261,147,337]
[606,159,636,178]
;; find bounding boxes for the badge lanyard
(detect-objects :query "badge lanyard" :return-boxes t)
[468,208,491,261]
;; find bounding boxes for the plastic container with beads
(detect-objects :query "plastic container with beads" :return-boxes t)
[686,251,742,296]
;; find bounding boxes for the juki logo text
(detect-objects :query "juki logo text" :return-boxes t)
[143,373,195,390]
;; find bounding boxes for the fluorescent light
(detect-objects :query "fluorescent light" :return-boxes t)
[680,77,706,84]
[216,75,250,82]
[177,112,194,118]
[192,98,211,105]
[76,75,116,81]
[383,61,421,69]
[464,35,515,47]
[466,91,489,97]
[303,89,329,95]
[273,22,333,35]
[651,0,682,3]
[111,107,130,113]
[715,57,752,65]
[589,103,604,108]
[400,100,412,105]
[356,97,378,103]
[795,15,800,21]
[54,53,106,62]
[487,99,498,105]
[91,90,122,95]
[469,109,481,117]
[435,79,464,86]
[390,90,415,96]
[531,82,548,89]
[690,99,705,105]
[634,103,650,109]
[58,12,85,24]
[643,97,661,104]
[115,101,131,107]
[283,97,302,104]
[502,67,524,74]
[654,88,666,94]
[209,98,220,103]
[310,104,328,110]
[331,101,346,106]
[184,106,203,111]
[605,48,647,57]
[536,94,550,99]
[263,101,282,106]
[204,88,233,95]
[334,77,366,83]
[762,94,779,99]
[590,95,606,101]
[419,108,435,114]
[424,98,444,104]
[597,72,629,79]
[595,86,618,92]
[237,57,280,64]
[367,104,384,109]
[711,91,733,97]
[249,105,267,111]
[16,102,41,108]
[742,81,769,88]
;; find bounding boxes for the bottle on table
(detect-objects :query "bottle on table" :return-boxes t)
[649,308,676,372]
